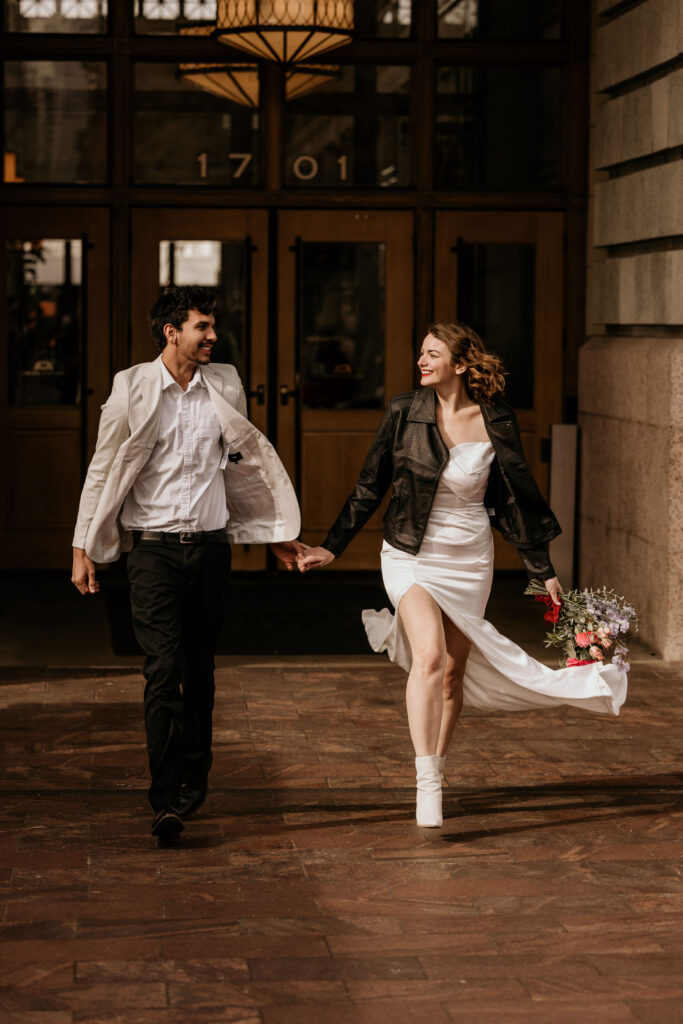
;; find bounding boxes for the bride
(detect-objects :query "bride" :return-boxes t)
[298,321,627,828]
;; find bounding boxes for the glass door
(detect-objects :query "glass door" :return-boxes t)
[278,210,414,570]
[0,207,110,569]
[131,209,269,571]
[435,211,564,569]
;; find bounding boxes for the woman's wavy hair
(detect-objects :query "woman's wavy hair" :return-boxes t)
[427,321,506,404]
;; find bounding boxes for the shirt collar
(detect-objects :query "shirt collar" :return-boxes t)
[158,355,206,391]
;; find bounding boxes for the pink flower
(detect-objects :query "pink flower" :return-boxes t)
[575,632,598,648]
[601,637,612,649]
[596,627,610,639]
[589,645,604,661]
[566,658,597,667]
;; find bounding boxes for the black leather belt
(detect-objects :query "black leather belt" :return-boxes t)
[133,528,229,545]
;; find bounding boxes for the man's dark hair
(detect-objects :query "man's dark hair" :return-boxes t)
[150,285,216,352]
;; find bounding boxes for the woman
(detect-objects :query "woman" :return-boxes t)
[299,322,627,828]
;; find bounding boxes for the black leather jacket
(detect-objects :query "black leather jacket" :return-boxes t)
[322,388,561,579]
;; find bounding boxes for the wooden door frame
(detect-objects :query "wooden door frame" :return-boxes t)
[435,210,564,474]
[130,207,269,436]
[277,209,415,568]
[277,209,415,474]
[0,206,110,567]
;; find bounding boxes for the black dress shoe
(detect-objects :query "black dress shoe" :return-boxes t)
[151,806,184,840]
[178,784,207,818]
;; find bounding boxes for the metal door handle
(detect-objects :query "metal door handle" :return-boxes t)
[279,384,298,406]
[248,384,265,405]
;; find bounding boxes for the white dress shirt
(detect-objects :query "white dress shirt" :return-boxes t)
[120,357,229,533]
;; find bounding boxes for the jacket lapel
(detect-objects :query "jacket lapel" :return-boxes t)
[129,360,163,441]
[407,388,436,423]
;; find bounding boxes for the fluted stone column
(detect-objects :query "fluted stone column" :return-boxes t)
[582,0,683,658]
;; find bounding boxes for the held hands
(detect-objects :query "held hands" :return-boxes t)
[297,546,336,572]
[269,540,308,571]
[71,548,99,595]
[544,576,564,606]
[270,541,335,572]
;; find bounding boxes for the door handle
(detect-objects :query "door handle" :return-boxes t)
[279,384,298,406]
[248,384,265,405]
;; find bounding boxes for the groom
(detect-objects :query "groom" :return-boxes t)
[71,286,302,841]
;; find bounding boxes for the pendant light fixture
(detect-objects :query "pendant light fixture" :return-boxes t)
[179,22,339,107]
[213,0,354,63]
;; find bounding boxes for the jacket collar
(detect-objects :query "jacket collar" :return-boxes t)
[407,387,513,424]
[407,387,437,423]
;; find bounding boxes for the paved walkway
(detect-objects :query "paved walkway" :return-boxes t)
[1,658,682,1023]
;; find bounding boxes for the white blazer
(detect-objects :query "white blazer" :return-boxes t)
[73,360,301,563]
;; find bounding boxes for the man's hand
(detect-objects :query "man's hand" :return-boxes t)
[270,540,307,571]
[72,548,99,595]
[297,546,336,572]
[544,576,564,606]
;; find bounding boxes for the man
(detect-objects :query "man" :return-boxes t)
[71,286,302,841]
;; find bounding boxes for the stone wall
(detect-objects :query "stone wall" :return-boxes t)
[582,0,683,658]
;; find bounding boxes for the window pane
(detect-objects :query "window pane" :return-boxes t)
[438,0,560,39]
[134,0,216,33]
[456,242,535,409]
[299,243,386,410]
[134,63,259,186]
[354,0,411,38]
[4,0,108,33]
[158,240,247,380]
[7,239,83,406]
[285,66,410,189]
[436,66,561,190]
[3,62,107,184]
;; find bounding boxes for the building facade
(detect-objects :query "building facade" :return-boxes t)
[583,0,683,658]
[6,2,678,657]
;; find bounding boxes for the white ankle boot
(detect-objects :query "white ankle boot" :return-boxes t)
[415,755,443,828]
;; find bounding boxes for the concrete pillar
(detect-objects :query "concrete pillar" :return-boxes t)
[582,0,683,659]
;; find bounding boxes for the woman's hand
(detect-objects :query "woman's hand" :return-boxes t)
[269,540,307,571]
[544,576,564,605]
[297,546,336,572]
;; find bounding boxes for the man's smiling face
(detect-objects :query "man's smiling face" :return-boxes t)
[169,307,217,365]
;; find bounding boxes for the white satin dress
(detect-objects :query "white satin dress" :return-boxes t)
[362,442,628,715]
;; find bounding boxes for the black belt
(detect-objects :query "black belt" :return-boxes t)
[132,528,229,545]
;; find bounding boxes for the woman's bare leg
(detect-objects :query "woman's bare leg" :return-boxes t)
[398,584,447,756]
[436,612,471,758]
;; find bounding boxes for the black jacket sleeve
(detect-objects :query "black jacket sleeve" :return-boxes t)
[322,403,395,558]
[484,404,560,581]
[516,543,557,581]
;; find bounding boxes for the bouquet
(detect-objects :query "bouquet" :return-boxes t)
[524,579,638,671]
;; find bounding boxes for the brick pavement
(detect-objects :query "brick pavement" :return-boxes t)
[0,659,682,1024]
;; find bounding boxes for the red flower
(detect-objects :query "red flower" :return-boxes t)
[535,594,562,623]
[566,658,597,667]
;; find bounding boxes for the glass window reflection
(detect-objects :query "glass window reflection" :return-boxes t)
[134,0,216,33]
[435,66,561,190]
[438,0,560,39]
[299,243,386,410]
[3,62,107,184]
[7,239,83,406]
[134,63,259,185]
[285,66,410,188]
[4,0,108,33]
[354,0,411,38]
[159,240,247,380]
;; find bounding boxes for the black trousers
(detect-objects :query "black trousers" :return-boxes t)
[126,539,231,812]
